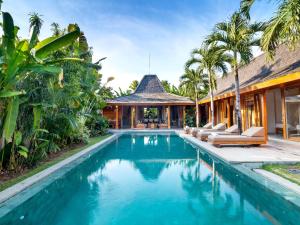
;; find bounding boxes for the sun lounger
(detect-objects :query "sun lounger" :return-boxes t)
[191,122,213,137]
[196,122,227,139]
[208,126,266,147]
[197,124,238,141]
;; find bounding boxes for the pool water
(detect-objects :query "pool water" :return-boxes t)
[0,133,300,225]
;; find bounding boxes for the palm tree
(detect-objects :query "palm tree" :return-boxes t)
[28,12,43,48]
[129,80,139,92]
[186,44,230,127]
[241,0,300,58]
[161,80,172,93]
[51,22,61,36]
[206,12,263,134]
[180,68,208,127]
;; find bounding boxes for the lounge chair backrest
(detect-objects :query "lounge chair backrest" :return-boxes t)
[203,122,212,129]
[212,123,226,130]
[242,127,265,137]
[225,124,238,133]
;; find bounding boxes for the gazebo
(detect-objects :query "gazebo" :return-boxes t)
[103,75,194,129]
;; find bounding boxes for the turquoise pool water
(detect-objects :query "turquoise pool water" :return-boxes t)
[0,133,300,225]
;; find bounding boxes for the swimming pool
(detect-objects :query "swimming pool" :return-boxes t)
[0,133,299,225]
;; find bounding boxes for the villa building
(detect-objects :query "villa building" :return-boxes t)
[198,44,300,142]
[103,75,194,129]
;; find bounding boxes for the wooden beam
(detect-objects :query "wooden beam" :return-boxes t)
[115,106,119,129]
[183,106,186,128]
[263,91,268,142]
[108,102,195,106]
[167,106,171,129]
[281,88,287,139]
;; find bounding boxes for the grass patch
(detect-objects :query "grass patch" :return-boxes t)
[0,134,111,192]
[262,163,300,186]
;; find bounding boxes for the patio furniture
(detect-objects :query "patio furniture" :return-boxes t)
[197,123,233,141]
[191,122,214,137]
[159,123,168,129]
[275,123,295,134]
[184,126,191,134]
[136,123,147,129]
[208,126,266,147]
[149,123,157,129]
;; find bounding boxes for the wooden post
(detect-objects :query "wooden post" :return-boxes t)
[208,104,211,123]
[281,88,287,139]
[226,98,231,127]
[183,106,186,128]
[115,105,119,129]
[131,106,135,129]
[167,106,171,129]
[263,91,268,142]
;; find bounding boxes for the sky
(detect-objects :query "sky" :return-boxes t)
[4,0,277,90]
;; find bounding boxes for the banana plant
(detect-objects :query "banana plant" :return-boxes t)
[0,11,81,169]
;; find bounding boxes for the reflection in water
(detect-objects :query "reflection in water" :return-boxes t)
[180,160,244,224]
[0,134,299,225]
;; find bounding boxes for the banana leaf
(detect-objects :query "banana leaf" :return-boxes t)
[0,90,25,98]
[2,12,15,60]
[34,30,80,59]
[3,97,19,142]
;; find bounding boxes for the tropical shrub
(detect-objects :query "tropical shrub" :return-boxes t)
[0,3,113,172]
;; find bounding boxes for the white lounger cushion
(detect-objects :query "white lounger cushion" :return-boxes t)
[212,123,226,131]
[241,127,264,137]
[203,122,212,129]
[197,124,237,140]
[225,124,238,133]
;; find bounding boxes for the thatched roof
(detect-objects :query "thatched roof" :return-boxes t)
[107,75,194,105]
[200,44,300,102]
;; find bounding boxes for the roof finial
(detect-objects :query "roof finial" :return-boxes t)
[148,53,151,75]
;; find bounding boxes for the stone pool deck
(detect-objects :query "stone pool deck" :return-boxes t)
[177,131,300,164]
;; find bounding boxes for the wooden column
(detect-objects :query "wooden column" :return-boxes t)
[115,105,119,129]
[226,98,231,127]
[183,106,186,128]
[131,106,135,129]
[281,88,287,139]
[167,106,171,129]
[263,91,268,142]
[208,104,211,123]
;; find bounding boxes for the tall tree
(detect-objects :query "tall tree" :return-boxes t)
[206,12,263,134]
[241,0,300,58]
[180,69,208,128]
[28,12,43,49]
[186,44,230,127]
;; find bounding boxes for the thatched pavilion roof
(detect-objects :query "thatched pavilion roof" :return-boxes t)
[107,75,194,105]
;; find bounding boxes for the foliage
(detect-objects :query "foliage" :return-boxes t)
[180,68,208,127]
[0,6,111,172]
[241,0,300,59]
[129,80,139,92]
[185,107,196,127]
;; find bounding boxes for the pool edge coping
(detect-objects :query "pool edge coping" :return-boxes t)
[0,134,120,204]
